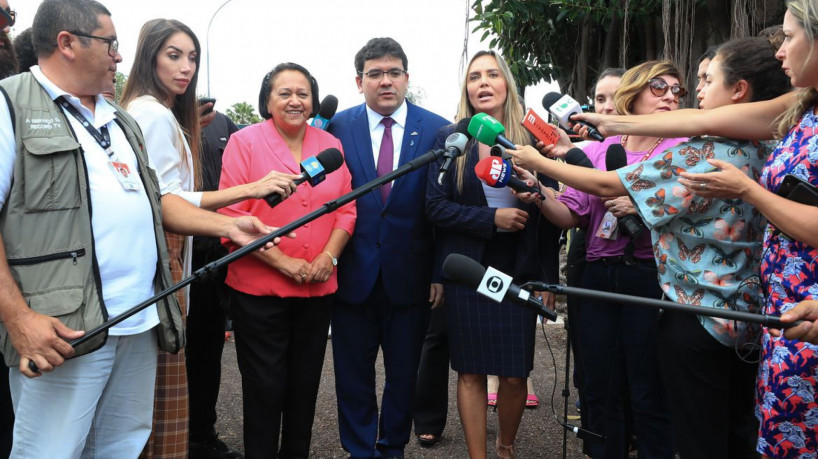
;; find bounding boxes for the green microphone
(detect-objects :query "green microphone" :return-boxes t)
[467,113,515,149]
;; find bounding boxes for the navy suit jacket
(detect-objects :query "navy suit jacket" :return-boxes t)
[328,102,449,305]
[426,124,561,286]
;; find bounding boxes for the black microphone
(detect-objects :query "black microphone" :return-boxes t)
[605,143,647,238]
[264,148,344,208]
[442,253,557,322]
[490,144,512,160]
[437,117,472,185]
[310,95,338,130]
[564,147,594,168]
[542,92,604,141]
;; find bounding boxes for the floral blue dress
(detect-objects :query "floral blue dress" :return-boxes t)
[756,109,818,459]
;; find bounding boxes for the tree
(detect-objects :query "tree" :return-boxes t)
[226,102,262,125]
[114,72,127,103]
[471,0,785,104]
[406,82,427,106]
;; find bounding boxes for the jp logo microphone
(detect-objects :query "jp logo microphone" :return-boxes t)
[474,156,543,200]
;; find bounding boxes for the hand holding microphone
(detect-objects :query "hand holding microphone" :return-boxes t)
[474,156,544,201]
[264,147,345,208]
[543,92,605,141]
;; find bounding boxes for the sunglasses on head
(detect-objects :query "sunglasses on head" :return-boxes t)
[0,8,14,30]
[648,78,687,99]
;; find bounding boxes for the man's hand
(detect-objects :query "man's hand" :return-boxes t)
[6,309,85,377]
[226,216,293,250]
[429,283,444,309]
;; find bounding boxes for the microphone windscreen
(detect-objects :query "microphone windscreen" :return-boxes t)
[605,143,628,171]
[317,95,338,119]
[442,253,486,288]
[468,113,505,146]
[315,148,344,173]
[474,156,511,188]
[455,117,472,138]
[542,92,563,111]
[565,148,594,168]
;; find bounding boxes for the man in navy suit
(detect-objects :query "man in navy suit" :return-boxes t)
[327,37,449,459]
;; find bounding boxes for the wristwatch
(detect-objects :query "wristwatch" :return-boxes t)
[324,251,337,266]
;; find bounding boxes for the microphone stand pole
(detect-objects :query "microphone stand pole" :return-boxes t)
[531,283,801,329]
[30,147,447,372]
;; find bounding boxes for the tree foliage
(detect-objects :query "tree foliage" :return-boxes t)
[471,0,785,104]
[114,72,127,103]
[226,102,262,126]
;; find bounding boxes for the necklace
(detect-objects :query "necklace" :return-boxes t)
[621,135,664,162]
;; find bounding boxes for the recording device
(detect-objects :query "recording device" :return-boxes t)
[605,143,647,239]
[264,148,344,208]
[777,174,818,206]
[474,156,543,200]
[521,108,561,146]
[542,92,604,141]
[564,147,594,168]
[467,113,515,149]
[442,253,557,321]
[436,118,472,185]
[310,95,338,130]
[198,97,216,116]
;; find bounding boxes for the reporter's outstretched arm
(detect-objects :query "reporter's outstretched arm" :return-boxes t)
[771,300,818,344]
[509,145,627,197]
[573,92,795,140]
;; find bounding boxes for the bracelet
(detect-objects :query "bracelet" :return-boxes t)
[323,251,335,260]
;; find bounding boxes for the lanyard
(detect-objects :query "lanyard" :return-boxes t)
[56,96,117,160]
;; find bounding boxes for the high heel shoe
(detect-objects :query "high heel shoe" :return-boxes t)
[496,437,515,458]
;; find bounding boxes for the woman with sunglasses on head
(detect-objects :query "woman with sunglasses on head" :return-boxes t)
[527,60,685,458]
[510,38,792,458]
[567,3,818,456]
[120,19,299,458]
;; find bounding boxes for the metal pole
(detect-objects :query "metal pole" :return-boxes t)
[206,0,234,97]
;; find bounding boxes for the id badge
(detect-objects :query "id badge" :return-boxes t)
[595,211,619,240]
[108,161,141,191]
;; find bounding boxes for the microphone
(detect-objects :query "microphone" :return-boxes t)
[437,117,472,185]
[474,156,544,200]
[490,144,512,161]
[442,253,557,321]
[310,95,338,130]
[564,147,594,168]
[264,147,344,208]
[605,143,647,238]
[542,92,604,141]
[521,108,561,146]
[467,113,515,149]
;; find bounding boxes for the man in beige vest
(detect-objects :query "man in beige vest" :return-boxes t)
[0,1,285,457]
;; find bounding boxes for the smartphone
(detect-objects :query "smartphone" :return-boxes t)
[777,174,818,206]
[198,97,216,116]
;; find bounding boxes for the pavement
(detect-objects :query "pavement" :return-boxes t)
[213,317,588,458]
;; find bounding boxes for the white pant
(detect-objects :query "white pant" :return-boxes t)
[9,329,158,459]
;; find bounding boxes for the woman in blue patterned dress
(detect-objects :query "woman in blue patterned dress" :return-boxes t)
[510,36,792,458]
[566,2,818,456]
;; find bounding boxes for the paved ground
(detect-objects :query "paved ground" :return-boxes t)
[213,317,588,458]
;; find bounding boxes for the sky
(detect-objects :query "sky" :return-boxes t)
[11,0,557,122]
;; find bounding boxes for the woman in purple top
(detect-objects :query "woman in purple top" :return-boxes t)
[530,61,685,458]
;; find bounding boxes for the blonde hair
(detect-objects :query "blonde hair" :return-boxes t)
[775,0,818,137]
[453,51,528,192]
[614,60,683,115]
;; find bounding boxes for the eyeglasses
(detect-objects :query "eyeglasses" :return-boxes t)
[648,78,687,99]
[358,68,407,81]
[0,8,14,29]
[69,31,119,57]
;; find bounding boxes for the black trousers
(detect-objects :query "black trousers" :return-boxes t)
[186,274,229,441]
[577,260,673,459]
[657,310,760,459]
[0,351,12,458]
[230,290,333,459]
[412,305,449,437]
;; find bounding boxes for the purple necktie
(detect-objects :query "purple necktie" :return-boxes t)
[376,117,395,202]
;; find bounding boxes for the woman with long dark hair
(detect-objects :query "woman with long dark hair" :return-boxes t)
[121,19,297,458]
